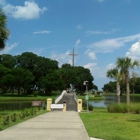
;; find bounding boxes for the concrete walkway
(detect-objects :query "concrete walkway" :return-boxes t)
[0,111,103,140]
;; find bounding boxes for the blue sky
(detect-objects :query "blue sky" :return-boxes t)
[0,0,140,90]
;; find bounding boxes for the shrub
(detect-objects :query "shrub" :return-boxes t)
[82,101,93,111]
[107,103,140,114]
[3,116,9,125]
[11,113,16,122]
[107,103,128,113]
[128,103,140,114]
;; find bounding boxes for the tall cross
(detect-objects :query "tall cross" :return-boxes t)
[69,48,78,67]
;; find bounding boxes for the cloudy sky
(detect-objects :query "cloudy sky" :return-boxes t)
[0,0,140,90]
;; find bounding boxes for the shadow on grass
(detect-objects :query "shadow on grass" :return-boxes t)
[108,136,131,140]
[127,119,140,122]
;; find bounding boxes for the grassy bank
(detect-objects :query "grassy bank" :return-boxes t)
[0,108,47,131]
[80,108,140,140]
[78,95,105,100]
[0,95,57,102]
[103,92,140,96]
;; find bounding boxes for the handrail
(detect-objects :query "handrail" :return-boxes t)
[73,92,78,102]
[55,90,67,104]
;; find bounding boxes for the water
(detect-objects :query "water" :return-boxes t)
[0,95,140,110]
[89,95,140,108]
[0,101,46,111]
[0,102,32,111]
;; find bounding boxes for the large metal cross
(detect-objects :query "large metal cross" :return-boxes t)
[69,48,78,67]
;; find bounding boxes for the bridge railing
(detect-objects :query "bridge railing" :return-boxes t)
[55,90,67,104]
[73,92,78,102]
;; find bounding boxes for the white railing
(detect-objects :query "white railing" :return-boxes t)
[55,90,67,104]
[73,92,78,102]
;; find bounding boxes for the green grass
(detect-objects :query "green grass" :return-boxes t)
[0,95,57,102]
[80,108,140,140]
[0,109,48,131]
[107,103,140,113]
[77,95,105,100]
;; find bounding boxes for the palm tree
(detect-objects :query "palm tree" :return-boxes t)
[131,72,139,94]
[106,68,123,103]
[116,57,140,104]
[0,9,9,50]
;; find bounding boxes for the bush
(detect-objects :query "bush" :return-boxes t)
[11,113,16,122]
[83,101,93,111]
[107,103,140,114]
[128,103,140,114]
[3,116,9,125]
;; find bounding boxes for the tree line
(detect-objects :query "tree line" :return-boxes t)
[103,57,140,104]
[0,52,97,95]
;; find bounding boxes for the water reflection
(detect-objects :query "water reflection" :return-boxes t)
[0,102,32,111]
[89,95,140,108]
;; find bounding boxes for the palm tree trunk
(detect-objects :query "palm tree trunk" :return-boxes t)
[125,70,130,105]
[126,82,130,104]
[116,82,120,104]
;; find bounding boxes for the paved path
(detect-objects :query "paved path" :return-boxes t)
[0,111,104,140]
[0,111,90,140]
[58,93,77,111]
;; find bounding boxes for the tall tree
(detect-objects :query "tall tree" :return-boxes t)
[116,57,139,104]
[0,9,9,49]
[131,72,139,93]
[106,68,123,103]
[0,54,16,68]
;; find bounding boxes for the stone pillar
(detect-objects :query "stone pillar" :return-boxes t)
[47,98,52,111]
[63,102,67,112]
[77,99,82,112]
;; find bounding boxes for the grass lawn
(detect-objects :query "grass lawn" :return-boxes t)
[0,95,57,102]
[80,108,140,140]
[0,109,48,131]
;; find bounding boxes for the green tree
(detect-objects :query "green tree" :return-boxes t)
[1,74,15,94]
[0,9,9,49]
[0,64,11,93]
[73,66,94,94]
[0,54,16,68]
[131,72,139,93]
[38,71,65,95]
[103,81,116,93]
[11,68,34,95]
[116,57,140,104]
[107,68,123,103]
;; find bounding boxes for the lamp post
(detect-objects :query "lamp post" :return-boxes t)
[83,81,89,112]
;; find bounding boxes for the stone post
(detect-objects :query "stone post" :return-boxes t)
[77,99,82,112]
[47,98,52,111]
[63,102,67,112]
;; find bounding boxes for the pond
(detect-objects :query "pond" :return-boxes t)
[0,101,46,111]
[89,95,140,108]
[0,95,140,110]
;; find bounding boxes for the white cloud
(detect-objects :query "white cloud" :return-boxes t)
[86,30,109,35]
[27,47,46,56]
[95,0,105,3]
[85,29,117,36]
[89,33,140,53]
[75,39,81,47]
[84,63,99,73]
[2,1,47,20]
[106,63,116,70]
[126,41,140,60]
[76,25,82,30]
[84,62,106,78]
[85,49,97,60]
[0,0,6,5]
[50,50,72,67]
[33,30,51,34]
[0,42,18,54]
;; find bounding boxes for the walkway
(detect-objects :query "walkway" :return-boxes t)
[0,111,90,140]
[58,92,77,111]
